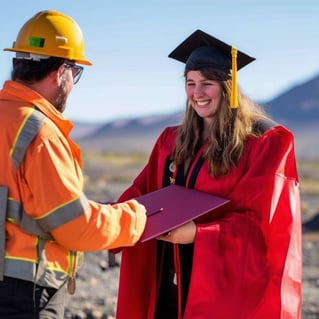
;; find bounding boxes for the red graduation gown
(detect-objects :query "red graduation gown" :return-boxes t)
[116,125,302,319]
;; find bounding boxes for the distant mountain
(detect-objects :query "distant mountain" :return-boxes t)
[72,112,183,153]
[87,112,183,137]
[262,73,319,160]
[263,72,319,123]
[72,72,319,159]
[70,122,105,139]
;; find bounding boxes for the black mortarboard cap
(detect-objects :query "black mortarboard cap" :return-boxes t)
[168,29,255,108]
[168,29,255,72]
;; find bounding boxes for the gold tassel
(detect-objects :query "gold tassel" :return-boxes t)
[230,46,238,108]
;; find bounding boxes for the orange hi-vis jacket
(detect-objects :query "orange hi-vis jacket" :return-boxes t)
[0,81,146,289]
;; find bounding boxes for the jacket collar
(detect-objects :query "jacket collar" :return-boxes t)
[0,80,74,136]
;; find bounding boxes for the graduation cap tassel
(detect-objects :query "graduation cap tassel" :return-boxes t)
[230,46,238,108]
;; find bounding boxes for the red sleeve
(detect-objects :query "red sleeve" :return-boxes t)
[185,126,302,318]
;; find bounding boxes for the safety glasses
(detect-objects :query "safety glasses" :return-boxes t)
[64,63,84,84]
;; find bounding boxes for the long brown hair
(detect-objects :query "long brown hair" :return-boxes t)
[172,69,268,178]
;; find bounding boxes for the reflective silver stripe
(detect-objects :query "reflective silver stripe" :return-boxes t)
[11,108,45,168]
[35,238,48,285]
[4,258,67,289]
[6,195,89,236]
[6,198,21,221]
[36,194,89,232]
[0,187,8,280]
[7,198,52,240]
[5,195,88,286]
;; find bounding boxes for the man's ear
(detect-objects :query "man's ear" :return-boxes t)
[53,64,65,86]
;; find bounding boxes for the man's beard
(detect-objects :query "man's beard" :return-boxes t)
[55,77,68,113]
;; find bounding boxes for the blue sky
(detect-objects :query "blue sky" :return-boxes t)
[0,0,318,122]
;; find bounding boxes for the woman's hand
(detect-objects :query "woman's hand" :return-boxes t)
[157,221,196,244]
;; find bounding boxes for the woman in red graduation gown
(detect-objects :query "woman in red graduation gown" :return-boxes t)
[115,30,302,319]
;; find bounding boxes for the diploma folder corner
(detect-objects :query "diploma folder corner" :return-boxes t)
[135,184,230,242]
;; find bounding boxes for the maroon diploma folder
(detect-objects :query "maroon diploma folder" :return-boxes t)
[135,184,230,242]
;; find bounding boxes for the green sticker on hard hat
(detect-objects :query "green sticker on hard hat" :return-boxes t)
[29,37,45,48]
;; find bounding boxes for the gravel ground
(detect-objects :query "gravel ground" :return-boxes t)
[64,251,120,319]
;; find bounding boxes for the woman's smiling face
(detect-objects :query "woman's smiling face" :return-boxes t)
[185,70,222,123]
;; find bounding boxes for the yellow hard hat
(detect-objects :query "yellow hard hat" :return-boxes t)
[4,10,92,66]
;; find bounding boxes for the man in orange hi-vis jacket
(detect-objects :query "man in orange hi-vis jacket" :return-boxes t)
[0,10,146,318]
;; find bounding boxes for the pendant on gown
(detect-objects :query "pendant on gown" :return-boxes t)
[169,162,176,185]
